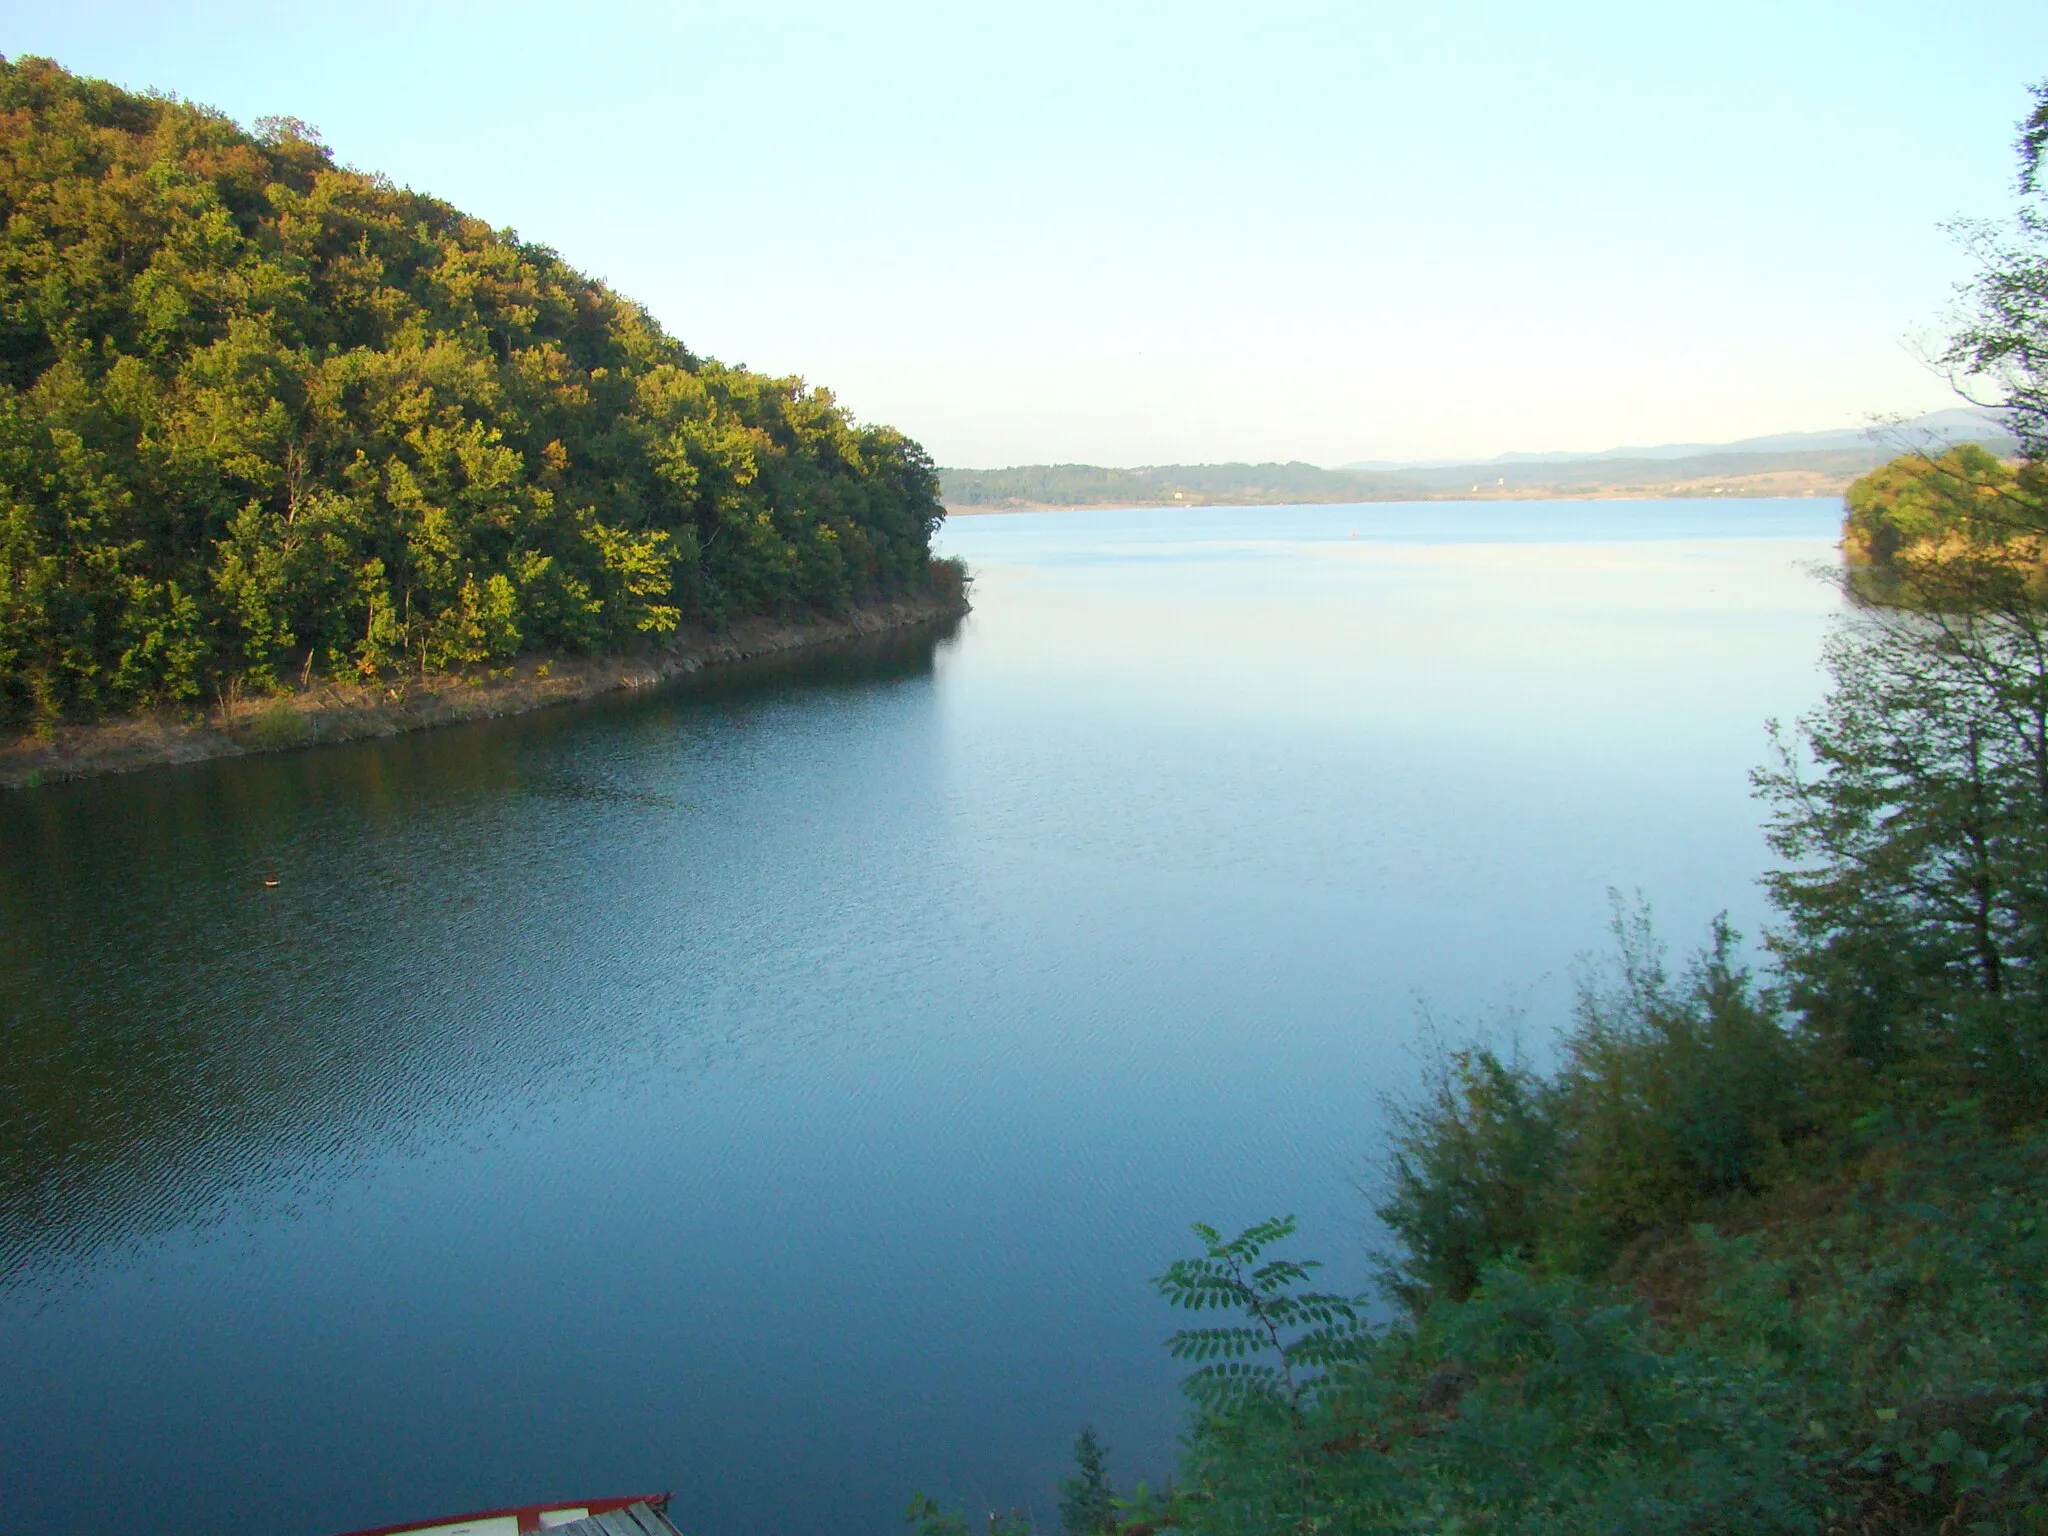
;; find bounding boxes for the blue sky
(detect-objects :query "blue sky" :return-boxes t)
[7,1,2047,466]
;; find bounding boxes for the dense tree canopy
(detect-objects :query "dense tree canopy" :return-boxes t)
[1840,442,2031,572]
[0,56,946,726]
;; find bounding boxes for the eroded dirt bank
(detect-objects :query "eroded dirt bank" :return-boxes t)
[1,591,969,790]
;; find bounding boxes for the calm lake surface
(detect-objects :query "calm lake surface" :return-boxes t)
[0,499,1841,1536]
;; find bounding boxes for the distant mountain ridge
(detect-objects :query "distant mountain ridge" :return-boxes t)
[1338,408,2011,470]
[941,410,2019,511]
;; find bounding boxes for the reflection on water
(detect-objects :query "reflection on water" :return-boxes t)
[0,505,1838,1536]
[0,624,961,1282]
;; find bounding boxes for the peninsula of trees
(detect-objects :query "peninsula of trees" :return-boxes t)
[0,57,955,732]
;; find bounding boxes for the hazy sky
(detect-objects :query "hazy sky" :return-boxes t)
[7,1,2048,466]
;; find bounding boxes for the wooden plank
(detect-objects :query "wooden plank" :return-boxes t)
[529,1500,680,1536]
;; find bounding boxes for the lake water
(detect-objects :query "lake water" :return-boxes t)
[0,499,1842,1536]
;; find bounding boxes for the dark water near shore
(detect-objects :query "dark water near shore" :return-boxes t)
[0,500,1840,1536]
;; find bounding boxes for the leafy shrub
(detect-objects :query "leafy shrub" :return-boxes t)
[1375,1037,1558,1307]
[1377,904,1808,1304]
[1547,910,1809,1268]
[1159,1222,1817,1536]
[1159,1136,2048,1535]
[1684,1117,2048,1533]
[245,696,310,749]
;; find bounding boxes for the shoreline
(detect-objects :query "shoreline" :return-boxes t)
[0,589,969,791]
[944,477,1851,515]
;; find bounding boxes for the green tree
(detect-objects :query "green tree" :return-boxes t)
[1058,1428,1117,1536]
[1754,86,2048,1122]
[1756,501,2048,1120]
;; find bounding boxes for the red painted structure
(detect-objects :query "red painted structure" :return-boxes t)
[332,1493,673,1536]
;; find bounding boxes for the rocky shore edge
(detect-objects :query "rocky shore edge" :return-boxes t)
[1,588,969,791]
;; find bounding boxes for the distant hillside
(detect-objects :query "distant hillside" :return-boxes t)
[943,418,2021,511]
[1380,447,1910,495]
[944,449,1926,510]
[1339,408,2017,470]
[940,462,1394,509]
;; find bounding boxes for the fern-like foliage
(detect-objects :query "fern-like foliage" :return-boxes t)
[1155,1216,1371,1417]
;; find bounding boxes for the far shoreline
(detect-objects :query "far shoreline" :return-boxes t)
[944,480,1850,515]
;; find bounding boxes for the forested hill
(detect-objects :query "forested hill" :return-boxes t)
[0,57,949,727]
